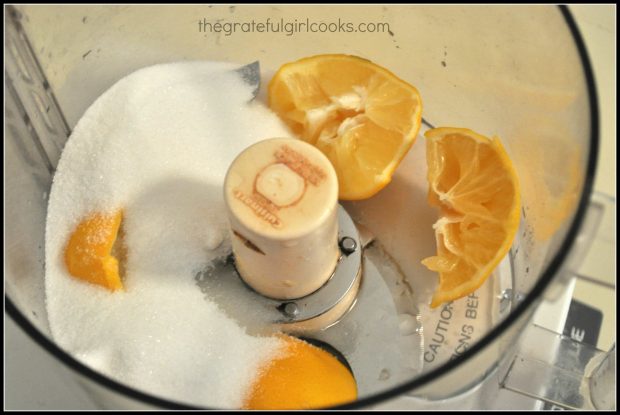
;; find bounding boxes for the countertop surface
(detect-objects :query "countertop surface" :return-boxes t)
[5,5,615,410]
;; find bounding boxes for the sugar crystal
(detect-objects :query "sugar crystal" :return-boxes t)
[45,61,292,408]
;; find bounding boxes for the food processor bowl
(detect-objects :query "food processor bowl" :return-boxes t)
[5,4,602,409]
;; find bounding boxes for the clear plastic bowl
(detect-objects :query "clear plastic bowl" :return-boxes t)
[5,4,599,409]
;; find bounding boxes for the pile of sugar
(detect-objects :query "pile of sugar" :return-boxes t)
[44,61,293,408]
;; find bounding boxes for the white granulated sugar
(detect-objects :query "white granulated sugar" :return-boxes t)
[45,61,292,408]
